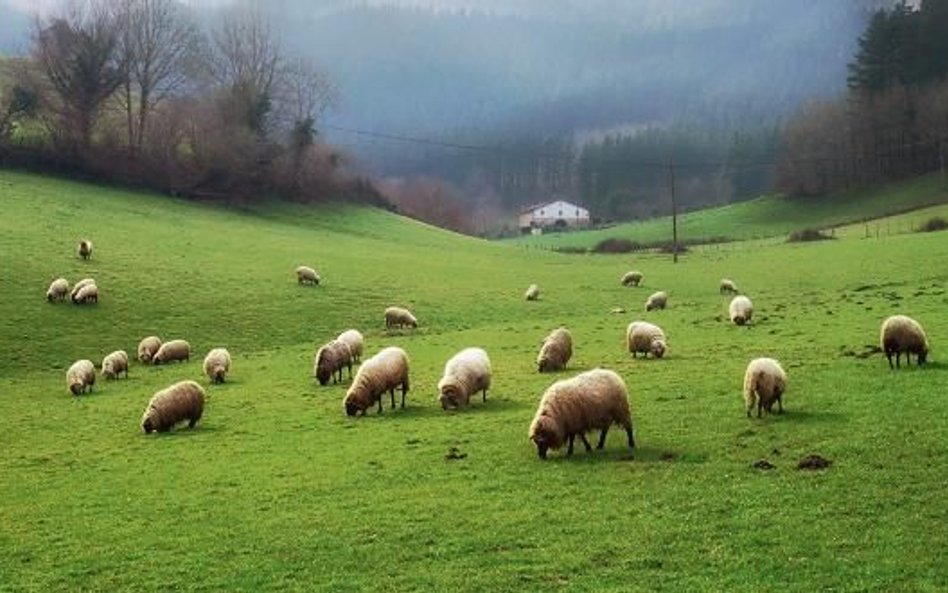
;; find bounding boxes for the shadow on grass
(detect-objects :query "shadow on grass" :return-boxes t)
[540,444,709,465]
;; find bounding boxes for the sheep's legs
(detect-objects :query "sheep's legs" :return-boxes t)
[482,388,487,403]
[389,389,396,410]
[596,428,608,449]
[579,433,592,452]
[377,398,384,414]
[401,382,407,408]
[886,352,894,369]
[625,425,635,449]
[757,401,763,418]
[567,435,575,456]
[777,395,784,414]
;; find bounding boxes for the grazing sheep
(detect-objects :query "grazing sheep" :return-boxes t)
[296,265,320,285]
[203,348,231,384]
[141,380,205,433]
[77,239,93,260]
[66,359,96,395]
[537,327,572,373]
[137,336,162,363]
[720,279,739,294]
[344,346,410,416]
[337,329,364,363]
[438,347,492,410]
[645,291,668,312]
[314,340,353,386]
[525,284,540,301]
[743,358,787,417]
[102,350,129,379]
[72,283,98,304]
[729,295,754,326]
[152,339,190,365]
[880,315,930,369]
[70,278,95,301]
[621,271,643,287]
[46,278,70,302]
[528,369,635,459]
[626,321,667,359]
[385,306,418,329]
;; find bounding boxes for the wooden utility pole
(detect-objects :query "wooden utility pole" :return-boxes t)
[668,158,679,263]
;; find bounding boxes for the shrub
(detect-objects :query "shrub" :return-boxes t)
[918,217,948,233]
[593,238,641,253]
[788,228,834,243]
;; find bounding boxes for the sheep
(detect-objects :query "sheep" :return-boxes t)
[626,321,667,359]
[621,271,643,287]
[46,278,70,302]
[337,329,364,363]
[72,283,98,304]
[880,315,930,369]
[385,306,418,329]
[203,348,231,384]
[141,380,205,433]
[743,358,787,417]
[729,295,754,326]
[645,291,667,312]
[525,284,540,301]
[537,327,572,373]
[102,350,129,380]
[77,239,93,260]
[137,336,162,363]
[528,369,635,459]
[152,339,190,365]
[720,278,739,294]
[296,265,320,285]
[343,346,410,416]
[438,347,492,410]
[66,359,96,395]
[314,340,353,386]
[70,278,95,301]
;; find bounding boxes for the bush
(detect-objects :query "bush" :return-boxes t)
[918,217,948,233]
[788,228,834,243]
[593,238,643,253]
[553,246,591,254]
[656,242,690,254]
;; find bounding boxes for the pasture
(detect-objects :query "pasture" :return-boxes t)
[1,170,947,591]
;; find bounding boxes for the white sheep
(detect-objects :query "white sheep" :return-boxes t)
[141,380,206,433]
[70,278,95,301]
[337,329,364,363]
[880,315,930,369]
[152,339,190,365]
[296,265,320,285]
[46,278,70,302]
[645,291,667,312]
[525,284,540,301]
[720,279,739,294]
[743,357,787,417]
[537,327,572,373]
[137,336,162,363]
[529,369,635,459]
[77,239,93,260]
[729,295,754,326]
[72,283,98,304]
[314,340,353,386]
[102,350,129,379]
[438,347,492,410]
[344,346,410,416]
[626,321,667,359]
[621,271,643,287]
[203,348,231,384]
[66,359,96,395]
[385,306,417,329]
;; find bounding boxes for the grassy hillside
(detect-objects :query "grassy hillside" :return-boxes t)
[510,174,948,250]
[1,170,948,591]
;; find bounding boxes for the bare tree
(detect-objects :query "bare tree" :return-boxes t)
[276,57,339,135]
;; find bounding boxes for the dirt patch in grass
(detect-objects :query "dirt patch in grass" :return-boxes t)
[445,446,467,461]
[752,459,776,470]
[797,454,832,470]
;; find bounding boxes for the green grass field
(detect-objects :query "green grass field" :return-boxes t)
[1,170,947,591]
[509,173,948,250]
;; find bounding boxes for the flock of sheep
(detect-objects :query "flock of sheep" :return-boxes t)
[52,242,932,459]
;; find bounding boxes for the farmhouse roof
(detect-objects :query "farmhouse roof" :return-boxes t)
[519,200,585,214]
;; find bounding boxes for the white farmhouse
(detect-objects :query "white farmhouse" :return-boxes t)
[519,200,590,233]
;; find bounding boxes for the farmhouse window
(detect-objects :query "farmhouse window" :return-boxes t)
[559,210,563,216]
[540,210,544,215]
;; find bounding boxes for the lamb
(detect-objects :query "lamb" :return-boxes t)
[385,306,418,329]
[46,278,70,302]
[337,329,364,363]
[77,239,93,260]
[152,339,190,365]
[203,348,231,384]
[343,346,410,416]
[525,284,540,301]
[70,278,95,301]
[102,350,129,379]
[438,347,492,410]
[137,336,162,363]
[314,340,353,386]
[141,380,205,433]
[645,291,668,312]
[626,321,667,359]
[537,327,572,373]
[621,271,643,287]
[66,359,96,395]
[880,315,930,369]
[743,357,787,417]
[720,278,739,294]
[729,295,754,326]
[72,283,98,304]
[296,265,320,285]
[528,369,635,459]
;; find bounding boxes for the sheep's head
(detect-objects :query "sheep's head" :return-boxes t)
[212,367,226,383]
[409,319,418,328]
[141,413,156,434]
[733,315,746,326]
[69,381,84,395]
[439,382,461,410]
[650,339,667,359]
[537,356,552,373]
[316,367,332,386]
[344,392,364,417]
[530,414,563,459]
[918,347,928,365]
